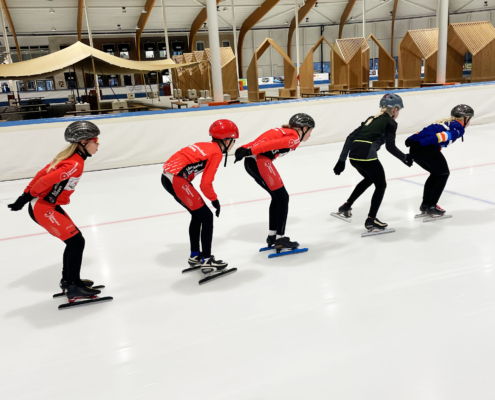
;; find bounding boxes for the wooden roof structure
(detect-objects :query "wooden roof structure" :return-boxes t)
[299,36,332,94]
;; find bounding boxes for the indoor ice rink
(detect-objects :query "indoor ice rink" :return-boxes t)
[1,0,495,399]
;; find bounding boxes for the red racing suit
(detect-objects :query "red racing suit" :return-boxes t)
[163,142,223,210]
[239,128,301,191]
[24,149,86,241]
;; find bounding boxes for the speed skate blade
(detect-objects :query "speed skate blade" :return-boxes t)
[268,248,308,258]
[414,213,427,219]
[330,212,352,223]
[199,268,237,285]
[53,285,105,298]
[58,296,113,310]
[182,266,201,273]
[423,214,452,223]
[361,228,396,238]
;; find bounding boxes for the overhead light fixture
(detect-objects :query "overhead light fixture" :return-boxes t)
[484,1,488,6]
[142,9,147,13]
[306,17,309,22]
[223,7,227,11]
[284,20,288,25]
[49,8,55,13]
[350,16,354,20]
[217,6,220,11]
[117,24,121,30]
[315,2,318,7]
[51,26,57,31]
[135,25,140,30]
[122,6,126,13]
[203,22,207,27]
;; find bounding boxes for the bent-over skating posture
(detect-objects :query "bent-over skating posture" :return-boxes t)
[405,104,474,221]
[333,94,413,236]
[234,113,315,256]
[8,121,112,309]
[162,119,239,284]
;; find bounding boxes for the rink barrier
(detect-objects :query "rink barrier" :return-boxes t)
[2,80,495,181]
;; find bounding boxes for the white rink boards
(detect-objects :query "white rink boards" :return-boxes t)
[1,123,495,400]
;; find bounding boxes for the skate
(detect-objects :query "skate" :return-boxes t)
[58,284,113,310]
[330,202,352,222]
[263,237,308,258]
[422,205,452,223]
[362,217,395,238]
[198,256,237,285]
[182,254,203,273]
[258,235,278,252]
[53,279,105,298]
[414,203,428,218]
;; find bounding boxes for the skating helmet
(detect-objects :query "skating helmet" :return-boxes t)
[379,93,404,111]
[451,104,474,119]
[64,120,100,143]
[289,113,315,130]
[209,119,239,140]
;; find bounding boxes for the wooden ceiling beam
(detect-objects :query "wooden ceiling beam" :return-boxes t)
[287,0,318,59]
[0,0,21,61]
[77,0,83,41]
[391,0,399,57]
[136,0,157,61]
[338,0,358,39]
[188,0,222,53]
[237,0,281,78]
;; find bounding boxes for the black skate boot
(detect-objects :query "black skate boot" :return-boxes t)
[60,279,94,291]
[414,203,429,218]
[66,284,101,303]
[274,236,299,250]
[331,202,352,222]
[426,205,446,216]
[365,217,388,231]
[198,256,237,285]
[266,234,276,247]
[188,253,203,267]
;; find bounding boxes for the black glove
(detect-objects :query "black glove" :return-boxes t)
[333,160,345,175]
[234,147,252,163]
[8,192,34,211]
[403,153,413,167]
[211,199,221,217]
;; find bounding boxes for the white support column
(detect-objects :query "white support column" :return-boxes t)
[206,0,223,102]
[295,0,300,96]
[83,0,94,48]
[436,0,448,83]
[84,0,100,103]
[161,0,173,94]
[362,0,365,37]
[0,3,16,97]
[231,0,239,81]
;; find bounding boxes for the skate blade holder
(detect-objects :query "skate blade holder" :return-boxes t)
[198,268,237,285]
[53,285,105,299]
[58,296,113,310]
[421,214,452,223]
[361,228,396,238]
[182,266,201,274]
[330,212,352,223]
[268,247,308,258]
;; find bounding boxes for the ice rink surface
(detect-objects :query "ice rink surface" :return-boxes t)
[1,123,495,400]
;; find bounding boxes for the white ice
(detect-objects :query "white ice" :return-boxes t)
[1,123,495,400]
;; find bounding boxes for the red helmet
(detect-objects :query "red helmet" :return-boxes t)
[209,119,239,139]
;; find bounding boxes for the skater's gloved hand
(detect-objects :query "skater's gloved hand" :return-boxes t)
[402,154,413,167]
[211,200,221,217]
[234,147,252,163]
[8,192,34,211]
[333,160,345,175]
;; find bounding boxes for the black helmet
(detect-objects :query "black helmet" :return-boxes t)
[65,121,100,143]
[451,104,474,119]
[289,113,315,129]
[379,93,404,110]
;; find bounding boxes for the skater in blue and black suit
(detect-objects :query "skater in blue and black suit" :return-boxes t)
[405,104,474,217]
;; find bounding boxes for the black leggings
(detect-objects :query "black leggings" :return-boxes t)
[244,157,289,235]
[161,174,214,258]
[348,159,387,219]
[28,204,85,284]
[410,145,450,205]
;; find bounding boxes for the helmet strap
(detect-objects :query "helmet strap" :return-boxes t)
[79,142,92,158]
[300,127,309,141]
[223,138,234,167]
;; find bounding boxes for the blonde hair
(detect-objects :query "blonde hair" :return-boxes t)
[434,116,456,125]
[281,124,291,129]
[364,107,394,126]
[48,143,79,172]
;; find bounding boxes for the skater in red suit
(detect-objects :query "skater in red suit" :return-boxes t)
[8,121,101,301]
[234,113,315,250]
[162,119,239,277]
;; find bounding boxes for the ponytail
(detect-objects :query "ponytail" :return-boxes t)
[364,107,392,126]
[48,143,79,172]
[434,116,456,125]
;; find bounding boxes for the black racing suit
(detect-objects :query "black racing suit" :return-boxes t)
[338,113,407,219]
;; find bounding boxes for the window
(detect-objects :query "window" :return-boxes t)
[26,81,36,91]
[118,43,130,59]
[158,42,167,58]
[144,42,156,59]
[222,40,230,47]
[196,41,205,51]
[103,44,116,56]
[64,72,77,89]
[172,41,184,55]
[123,75,132,85]
[108,75,119,86]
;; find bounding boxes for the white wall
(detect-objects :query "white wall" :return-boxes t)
[2,82,495,181]
[242,9,495,77]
